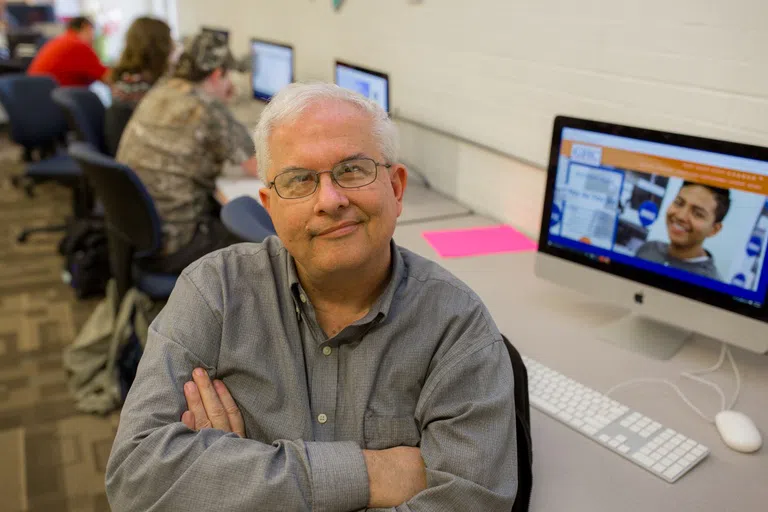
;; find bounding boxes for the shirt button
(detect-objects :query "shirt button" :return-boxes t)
[322,346,332,356]
[317,413,328,424]
[300,294,307,303]
[295,306,300,313]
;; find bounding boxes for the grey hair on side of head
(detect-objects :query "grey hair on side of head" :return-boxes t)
[252,82,399,179]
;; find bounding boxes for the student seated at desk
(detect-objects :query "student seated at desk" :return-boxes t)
[104,16,172,156]
[27,17,110,86]
[116,29,258,274]
[106,82,518,511]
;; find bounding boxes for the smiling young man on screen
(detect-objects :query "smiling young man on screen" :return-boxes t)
[636,181,731,281]
[105,82,518,511]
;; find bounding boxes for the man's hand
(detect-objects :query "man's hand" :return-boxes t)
[181,368,246,438]
[363,447,427,508]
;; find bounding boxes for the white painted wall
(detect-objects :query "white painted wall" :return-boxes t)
[176,0,767,235]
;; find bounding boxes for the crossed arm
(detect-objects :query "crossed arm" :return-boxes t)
[181,367,427,508]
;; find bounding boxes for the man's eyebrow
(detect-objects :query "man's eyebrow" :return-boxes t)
[336,153,369,163]
[277,154,371,174]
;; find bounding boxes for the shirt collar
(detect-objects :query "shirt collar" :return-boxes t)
[287,239,405,321]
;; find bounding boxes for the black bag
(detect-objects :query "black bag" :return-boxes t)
[502,334,533,512]
[58,218,111,299]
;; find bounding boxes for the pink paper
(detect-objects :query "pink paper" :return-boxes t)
[422,225,537,258]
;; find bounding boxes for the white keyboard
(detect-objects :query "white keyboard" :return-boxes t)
[523,355,710,483]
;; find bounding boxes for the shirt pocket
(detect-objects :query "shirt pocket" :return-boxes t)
[364,413,421,450]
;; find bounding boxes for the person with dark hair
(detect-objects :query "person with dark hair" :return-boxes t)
[104,16,172,156]
[27,16,110,86]
[636,180,731,280]
[116,29,258,273]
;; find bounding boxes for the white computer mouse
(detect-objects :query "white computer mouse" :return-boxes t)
[714,410,762,453]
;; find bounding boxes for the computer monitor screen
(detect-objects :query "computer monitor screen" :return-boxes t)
[334,61,389,113]
[5,4,55,27]
[250,39,293,102]
[537,117,768,354]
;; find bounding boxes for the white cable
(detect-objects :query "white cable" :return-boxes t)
[605,343,741,424]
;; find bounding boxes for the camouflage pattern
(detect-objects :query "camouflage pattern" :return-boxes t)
[173,29,242,81]
[116,78,255,255]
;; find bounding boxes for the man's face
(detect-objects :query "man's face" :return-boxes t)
[78,25,95,46]
[260,100,407,276]
[206,68,234,102]
[665,184,722,249]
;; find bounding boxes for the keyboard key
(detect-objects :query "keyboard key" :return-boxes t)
[618,445,631,454]
[661,457,675,467]
[609,439,621,448]
[664,463,684,480]
[615,435,627,443]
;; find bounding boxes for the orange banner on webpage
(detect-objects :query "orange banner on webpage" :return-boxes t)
[560,140,768,195]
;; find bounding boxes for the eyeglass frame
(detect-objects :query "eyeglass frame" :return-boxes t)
[266,157,393,199]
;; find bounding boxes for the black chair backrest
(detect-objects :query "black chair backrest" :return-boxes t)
[68,141,163,301]
[502,334,533,512]
[67,141,161,255]
[104,101,136,157]
[51,87,108,154]
[0,74,68,150]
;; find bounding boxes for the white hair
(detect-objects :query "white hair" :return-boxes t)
[253,82,399,179]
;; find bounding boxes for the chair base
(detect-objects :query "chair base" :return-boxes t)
[17,223,67,243]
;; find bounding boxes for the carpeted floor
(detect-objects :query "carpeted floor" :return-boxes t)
[0,134,118,512]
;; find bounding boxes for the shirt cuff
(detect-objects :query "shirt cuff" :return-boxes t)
[305,441,369,512]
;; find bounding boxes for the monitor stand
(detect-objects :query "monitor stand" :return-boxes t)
[596,313,692,360]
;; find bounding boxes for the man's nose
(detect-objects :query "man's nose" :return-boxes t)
[314,172,349,213]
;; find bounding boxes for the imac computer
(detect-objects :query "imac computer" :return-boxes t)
[334,61,390,113]
[536,116,768,359]
[250,38,293,102]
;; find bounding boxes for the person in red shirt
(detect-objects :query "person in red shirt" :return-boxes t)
[27,17,110,86]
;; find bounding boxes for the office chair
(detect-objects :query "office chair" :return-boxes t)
[51,87,108,155]
[68,142,177,308]
[220,196,276,242]
[0,74,83,242]
[502,334,533,512]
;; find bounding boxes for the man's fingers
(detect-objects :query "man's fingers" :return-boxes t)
[181,410,195,430]
[214,379,246,438]
[192,368,231,432]
[184,381,212,430]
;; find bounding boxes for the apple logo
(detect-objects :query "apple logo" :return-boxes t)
[634,292,644,305]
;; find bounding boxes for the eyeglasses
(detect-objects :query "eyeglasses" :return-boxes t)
[267,158,392,199]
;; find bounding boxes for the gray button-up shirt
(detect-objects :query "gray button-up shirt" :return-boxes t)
[106,237,518,511]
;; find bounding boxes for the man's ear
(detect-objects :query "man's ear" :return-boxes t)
[259,187,271,214]
[390,164,407,200]
[709,222,723,237]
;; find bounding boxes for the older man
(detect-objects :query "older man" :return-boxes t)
[106,83,518,511]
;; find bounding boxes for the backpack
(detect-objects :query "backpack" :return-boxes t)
[58,218,111,299]
[502,334,533,512]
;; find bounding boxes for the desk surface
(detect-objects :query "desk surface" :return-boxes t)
[393,214,768,512]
